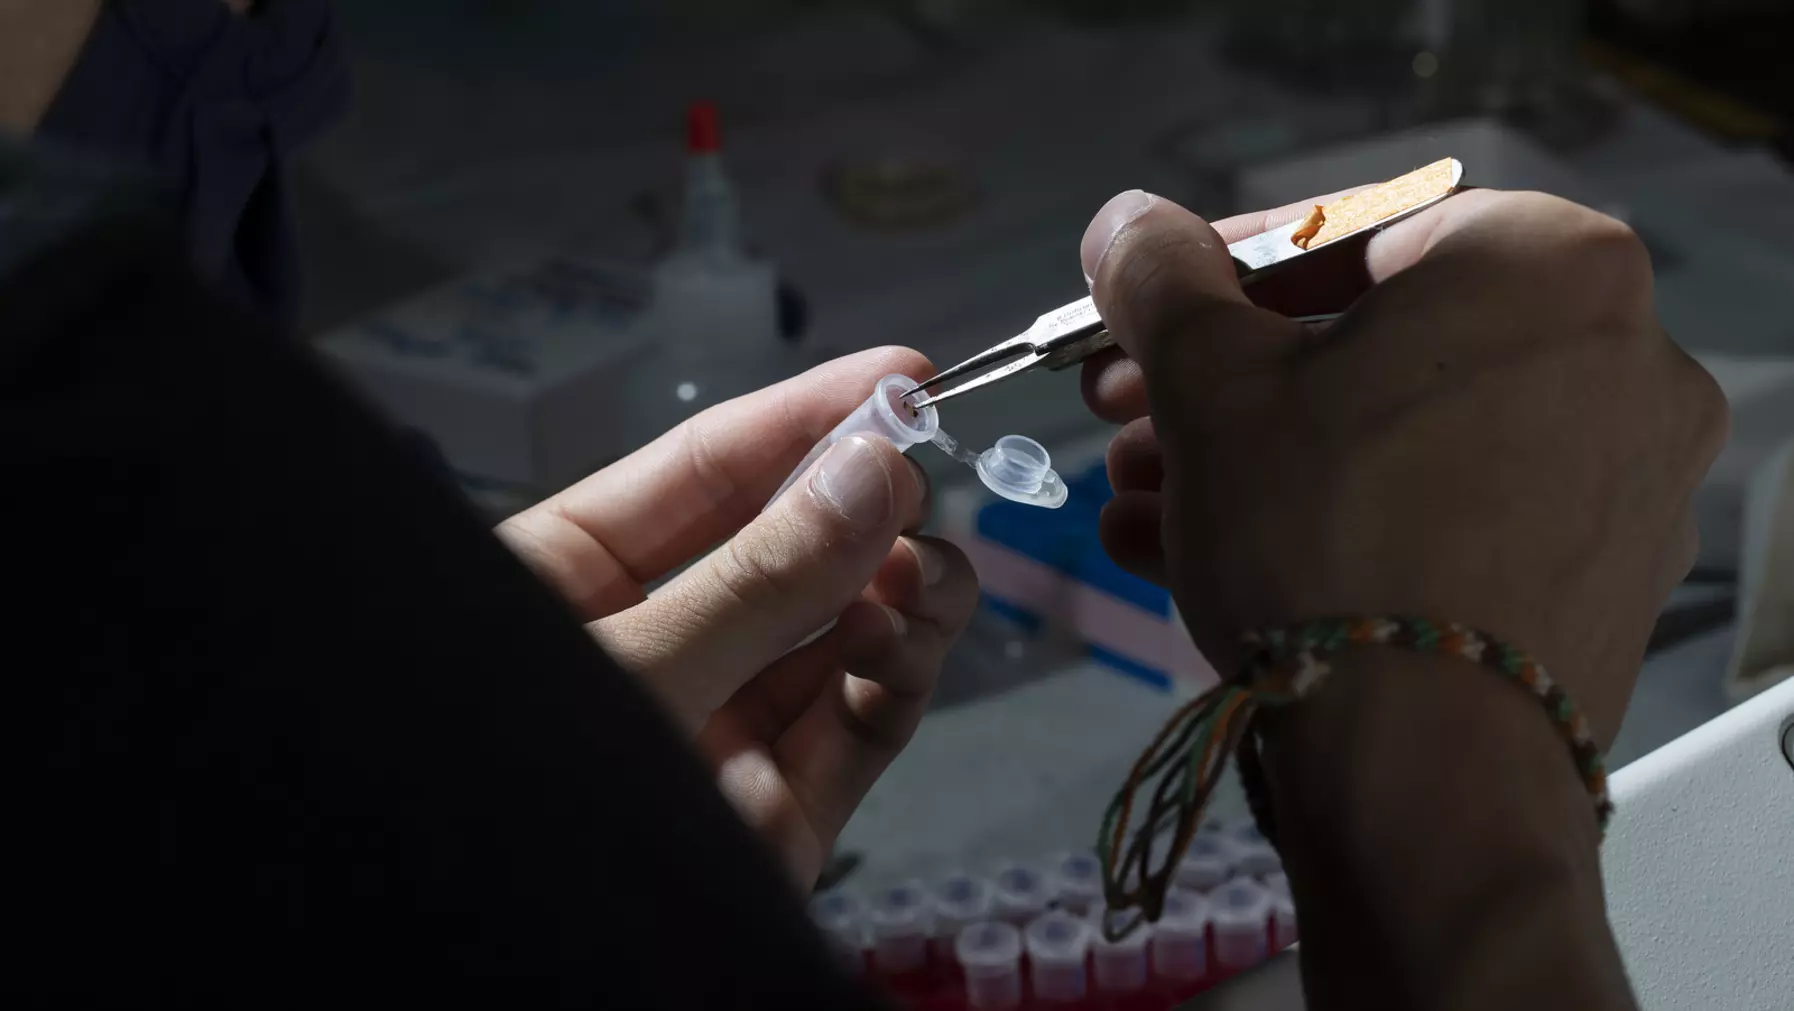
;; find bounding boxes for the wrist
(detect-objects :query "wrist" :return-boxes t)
[1261,643,1603,873]
[1257,647,1618,1002]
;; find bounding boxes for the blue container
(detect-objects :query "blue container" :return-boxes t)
[974,463,1174,688]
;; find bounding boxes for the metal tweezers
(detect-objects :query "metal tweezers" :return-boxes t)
[903,159,1465,410]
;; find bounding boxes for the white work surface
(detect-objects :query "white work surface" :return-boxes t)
[1183,658,1794,1011]
[298,13,1794,1008]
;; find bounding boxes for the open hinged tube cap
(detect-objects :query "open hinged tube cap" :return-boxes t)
[974,434,1067,508]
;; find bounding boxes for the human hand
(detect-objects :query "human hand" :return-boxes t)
[1079,189,1723,1011]
[498,349,978,887]
[1078,188,1727,743]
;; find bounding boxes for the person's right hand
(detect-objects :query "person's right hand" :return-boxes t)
[1078,188,1728,745]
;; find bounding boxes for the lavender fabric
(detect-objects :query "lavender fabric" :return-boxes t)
[39,0,351,324]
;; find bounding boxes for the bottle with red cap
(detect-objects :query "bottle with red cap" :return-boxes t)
[675,101,741,259]
[650,100,781,377]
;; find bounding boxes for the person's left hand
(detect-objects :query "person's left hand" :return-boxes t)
[498,347,978,887]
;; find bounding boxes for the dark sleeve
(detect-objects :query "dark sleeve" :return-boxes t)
[37,0,352,324]
[0,213,877,1009]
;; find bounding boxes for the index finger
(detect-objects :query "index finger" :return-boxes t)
[501,347,933,618]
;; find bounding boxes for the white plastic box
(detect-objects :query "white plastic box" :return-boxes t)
[319,258,653,491]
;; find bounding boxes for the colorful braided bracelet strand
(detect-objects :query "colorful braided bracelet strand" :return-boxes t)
[1095,616,1612,941]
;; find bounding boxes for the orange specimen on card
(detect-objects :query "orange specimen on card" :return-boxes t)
[1290,205,1326,250]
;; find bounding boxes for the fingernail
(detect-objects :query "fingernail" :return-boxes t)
[1080,190,1157,284]
[905,456,931,502]
[905,538,944,586]
[811,436,893,527]
[880,604,908,638]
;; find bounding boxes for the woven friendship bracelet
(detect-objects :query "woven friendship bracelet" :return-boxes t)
[1095,615,1612,940]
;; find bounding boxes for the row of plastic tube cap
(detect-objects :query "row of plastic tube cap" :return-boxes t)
[810,820,1298,1008]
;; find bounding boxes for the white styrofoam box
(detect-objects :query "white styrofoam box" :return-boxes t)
[1727,438,1794,702]
[1691,354,1794,570]
[1604,678,1794,1011]
[319,258,652,490]
[1185,678,1794,1011]
[1236,118,1613,217]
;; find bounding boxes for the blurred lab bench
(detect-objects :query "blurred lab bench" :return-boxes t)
[297,20,1794,1010]
[304,15,1794,558]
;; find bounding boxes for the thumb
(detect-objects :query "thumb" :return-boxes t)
[593,435,924,730]
[1081,191,1303,399]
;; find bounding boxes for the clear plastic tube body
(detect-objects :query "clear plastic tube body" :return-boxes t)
[1272,894,1299,950]
[809,889,869,977]
[1150,887,1212,983]
[1025,910,1093,1005]
[1224,818,1283,878]
[1263,870,1289,897]
[769,374,940,506]
[1088,903,1153,995]
[1209,877,1273,970]
[956,920,1024,1009]
[1175,831,1234,893]
[869,879,935,975]
[931,872,996,950]
[991,862,1056,926]
[1049,851,1104,916]
[1263,871,1298,949]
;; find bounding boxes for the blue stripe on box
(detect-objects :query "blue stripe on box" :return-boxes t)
[975,463,1173,616]
[980,594,1043,632]
[1088,645,1173,691]
[975,500,1091,577]
[973,462,1175,681]
[1076,540,1171,617]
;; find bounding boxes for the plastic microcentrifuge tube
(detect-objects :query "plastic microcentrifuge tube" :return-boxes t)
[809,889,870,977]
[769,374,941,506]
[1174,831,1234,893]
[869,880,936,978]
[991,862,1056,925]
[931,872,996,961]
[1262,872,1298,951]
[1209,877,1274,973]
[1087,903,1153,997]
[1223,817,1283,879]
[1150,887,1212,987]
[1049,851,1104,916]
[1025,910,1094,1006]
[772,374,1069,511]
[1272,893,1298,951]
[955,920,1024,1010]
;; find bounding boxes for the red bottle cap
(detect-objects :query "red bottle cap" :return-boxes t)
[686,101,721,154]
